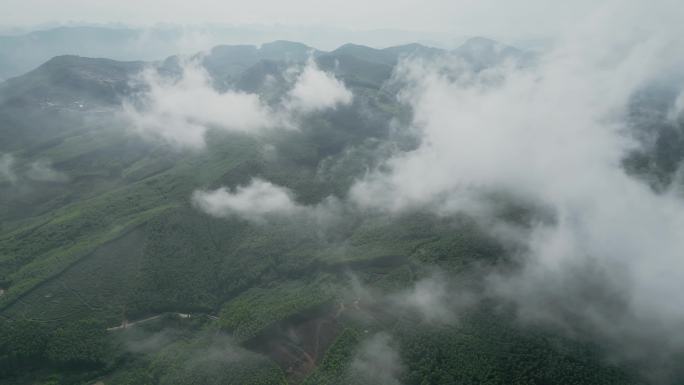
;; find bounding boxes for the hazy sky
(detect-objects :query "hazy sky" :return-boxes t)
[2,0,603,40]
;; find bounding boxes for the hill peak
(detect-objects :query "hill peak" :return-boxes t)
[260,40,312,51]
[457,36,518,53]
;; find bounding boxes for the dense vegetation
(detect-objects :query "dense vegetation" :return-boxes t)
[1,35,679,385]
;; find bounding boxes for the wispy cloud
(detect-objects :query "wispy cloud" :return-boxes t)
[0,153,17,184]
[388,273,472,324]
[26,159,69,182]
[192,177,347,228]
[669,91,684,124]
[0,154,68,184]
[124,57,352,148]
[123,61,277,148]
[346,271,474,325]
[284,58,353,113]
[175,1,684,375]
[192,178,302,222]
[344,0,684,373]
[349,332,403,385]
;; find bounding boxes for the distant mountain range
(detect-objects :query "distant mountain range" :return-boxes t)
[0,26,680,385]
[0,35,530,113]
[0,25,530,81]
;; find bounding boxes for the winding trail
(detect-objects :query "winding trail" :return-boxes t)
[106,312,194,331]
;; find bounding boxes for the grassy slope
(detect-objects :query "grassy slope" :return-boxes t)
[0,133,260,312]
[0,47,658,385]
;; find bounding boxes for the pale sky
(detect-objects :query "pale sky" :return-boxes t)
[2,0,603,40]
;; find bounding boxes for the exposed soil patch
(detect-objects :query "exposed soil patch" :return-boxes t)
[245,303,346,384]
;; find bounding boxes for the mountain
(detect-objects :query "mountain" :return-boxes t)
[330,42,444,66]
[259,40,318,61]
[331,43,398,66]
[383,42,443,58]
[0,26,165,81]
[0,25,470,81]
[0,38,658,385]
[0,55,144,108]
[453,36,533,68]
[197,41,322,86]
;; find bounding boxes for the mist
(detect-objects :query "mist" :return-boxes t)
[343,0,684,377]
[349,332,403,385]
[0,153,17,184]
[163,0,684,378]
[173,2,684,370]
[26,159,69,182]
[192,178,301,221]
[124,57,352,148]
[4,1,684,384]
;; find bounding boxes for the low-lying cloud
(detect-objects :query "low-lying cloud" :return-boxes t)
[347,272,474,325]
[388,273,470,324]
[346,0,684,377]
[349,332,403,385]
[284,58,353,113]
[180,1,684,377]
[124,57,352,148]
[0,153,17,184]
[26,159,69,182]
[192,178,301,222]
[192,177,348,228]
[123,62,276,148]
[0,154,68,185]
[669,91,684,124]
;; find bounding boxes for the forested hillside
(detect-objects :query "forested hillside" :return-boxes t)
[0,34,682,385]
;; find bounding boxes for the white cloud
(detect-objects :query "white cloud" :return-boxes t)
[346,271,473,325]
[669,91,684,124]
[350,332,403,385]
[389,274,465,324]
[124,58,352,148]
[285,58,353,113]
[192,177,348,228]
[26,159,69,182]
[0,153,17,184]
[0,155,68,184]
[123,61,277,148]
[192,178,301,222]
[347,0,684,367]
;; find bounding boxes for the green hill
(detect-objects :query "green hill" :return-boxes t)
[0,39,660,385]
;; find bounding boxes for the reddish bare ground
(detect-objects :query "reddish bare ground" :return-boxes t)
[246,302,350,384]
